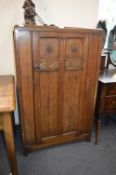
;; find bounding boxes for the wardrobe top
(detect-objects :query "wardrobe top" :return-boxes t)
[14,25,102,34]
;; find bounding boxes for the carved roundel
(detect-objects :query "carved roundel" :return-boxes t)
[66,38,83,58]
[39,38,59,58]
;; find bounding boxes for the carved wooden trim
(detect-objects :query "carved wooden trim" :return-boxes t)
[46,46,52,53]
[65,59,82,70]
[34,61,59,72]
[71,47,78,52]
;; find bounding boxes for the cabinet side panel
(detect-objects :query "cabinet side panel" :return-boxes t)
[14,30,35,145]
[83,34,102,131]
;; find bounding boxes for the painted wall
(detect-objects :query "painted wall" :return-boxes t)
[36,0,99,28]
[0,0,99,124]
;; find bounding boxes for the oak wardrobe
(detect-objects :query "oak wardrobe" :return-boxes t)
[14,25,102,153]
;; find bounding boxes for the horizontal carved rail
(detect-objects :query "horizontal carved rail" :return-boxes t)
[65,58,82,70]
[33,61,59,72]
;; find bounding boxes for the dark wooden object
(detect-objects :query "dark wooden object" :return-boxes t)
[23,0,36,25]
[100,54,106,71]
[13,25,102,153]
[0,75,18,175]
[95,69,116,144]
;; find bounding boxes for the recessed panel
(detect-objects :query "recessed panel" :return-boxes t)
[63,71,81,133]
[66,38,83,58]
[39,38,59,59]
[40,72,59,138]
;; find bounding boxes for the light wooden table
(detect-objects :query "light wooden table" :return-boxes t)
[0,75,18,175]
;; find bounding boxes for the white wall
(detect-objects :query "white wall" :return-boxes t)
[0,0,99,124]
[36,0,99,28]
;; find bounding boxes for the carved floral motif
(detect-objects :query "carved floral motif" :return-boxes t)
[34,62,59,72]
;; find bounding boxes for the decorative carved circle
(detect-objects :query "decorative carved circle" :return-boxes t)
[46,46,52,53]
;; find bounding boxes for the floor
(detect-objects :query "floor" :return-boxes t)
[0,118,116,175]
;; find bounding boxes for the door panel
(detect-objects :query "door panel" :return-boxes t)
[65,38,83,58]
[39,38,59,59]
[63,70,81,133]
[40,72,58,138]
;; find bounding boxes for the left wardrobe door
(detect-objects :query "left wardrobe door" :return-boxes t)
[32,31,61,144]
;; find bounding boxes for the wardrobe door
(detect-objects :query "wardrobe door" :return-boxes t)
[33,32,61,143]
[62,34,89,134]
